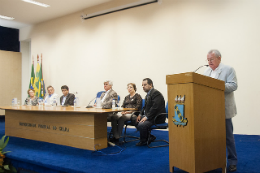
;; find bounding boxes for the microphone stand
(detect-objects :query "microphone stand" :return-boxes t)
[194,65,209,73]
[86,97,96,108]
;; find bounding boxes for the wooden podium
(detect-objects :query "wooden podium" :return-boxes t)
[166,72,226,173]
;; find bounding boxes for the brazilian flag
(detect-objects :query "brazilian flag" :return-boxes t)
[40,55,46,99]
[33,55,43,99]
[28,60,35,90]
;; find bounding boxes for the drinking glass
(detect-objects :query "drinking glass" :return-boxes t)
[17,100,21,107]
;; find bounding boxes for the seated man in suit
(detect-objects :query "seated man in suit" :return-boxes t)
[136,78,166,146]
[100,80,118,109]
[60,85,75,106]
[99,80,118,131]
[44,85,59,105]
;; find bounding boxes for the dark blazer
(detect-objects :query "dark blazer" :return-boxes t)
[141,88,166,124]
[60,93,75,106]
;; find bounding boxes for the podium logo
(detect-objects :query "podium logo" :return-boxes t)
[173,95,188,127]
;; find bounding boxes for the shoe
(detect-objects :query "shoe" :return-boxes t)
[148,135,156,145]
[109,137,119,143]
[109,138,114,142]
[228,165,237,172]
[136,141,147,146]
[114,138,120,145]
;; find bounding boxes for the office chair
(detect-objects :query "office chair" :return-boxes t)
[147,102,169,148]
[94,91,105,104]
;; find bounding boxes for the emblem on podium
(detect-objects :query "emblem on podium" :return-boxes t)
[172,95,188,127]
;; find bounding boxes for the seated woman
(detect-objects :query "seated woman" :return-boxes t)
[24,89,39,106]
[110,83,142,143]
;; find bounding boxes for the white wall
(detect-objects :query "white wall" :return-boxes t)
[20,0,260,135]
[20,41,31,103]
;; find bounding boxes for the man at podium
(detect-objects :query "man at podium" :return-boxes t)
[204,49,238,172]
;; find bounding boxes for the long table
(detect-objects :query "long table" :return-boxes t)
[0,106,136,151]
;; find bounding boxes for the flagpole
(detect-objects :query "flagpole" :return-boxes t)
[41,54,44,99]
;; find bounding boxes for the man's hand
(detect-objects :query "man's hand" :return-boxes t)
[121,111,126,115]
[140,117,147,123]
[136,115,141,122]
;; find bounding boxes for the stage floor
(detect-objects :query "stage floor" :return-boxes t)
[0,117,259,173]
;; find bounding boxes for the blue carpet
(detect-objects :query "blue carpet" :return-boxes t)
[0,117,259,173]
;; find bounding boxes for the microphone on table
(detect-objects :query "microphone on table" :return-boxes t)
[86,97,96,108]
[193,65,209,73]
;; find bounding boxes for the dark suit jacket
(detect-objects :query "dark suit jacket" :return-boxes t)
[60,93,75,106]
[141,88,166,124]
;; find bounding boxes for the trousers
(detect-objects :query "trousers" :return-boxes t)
[136,116,153,142]
[110,113,137,139]
[226,118,238,165]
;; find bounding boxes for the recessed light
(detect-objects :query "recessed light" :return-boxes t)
[21,0,50,8]
[0,15,15,20]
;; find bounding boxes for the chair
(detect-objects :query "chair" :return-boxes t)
[117,95,120,106]
[147,102,169,148]
[123,99,145,143]
[97,91,105,98]
[94,91,105,104]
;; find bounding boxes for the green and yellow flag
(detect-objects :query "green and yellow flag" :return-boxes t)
[33,55,43,98]
[40,54,46,98]
[28,57,35,90]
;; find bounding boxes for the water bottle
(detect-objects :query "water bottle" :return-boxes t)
[75,92,79,107]
[28,99,32,106]
[52,98,57,107]
[12,99,15,107]
[38,99,43,107]
[74,98,77,108]
[112,99,115,109]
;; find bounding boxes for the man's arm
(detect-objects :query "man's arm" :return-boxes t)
[67,94,75,106]
[225,67,238,93]
[60,96,63,105]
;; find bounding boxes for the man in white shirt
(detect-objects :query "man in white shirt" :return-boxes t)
[44,86,59,105]
[204,49,238,172]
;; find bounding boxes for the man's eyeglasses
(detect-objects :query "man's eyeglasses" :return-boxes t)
[206,58,216,62]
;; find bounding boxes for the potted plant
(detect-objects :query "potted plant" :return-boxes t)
[0,136,16,173]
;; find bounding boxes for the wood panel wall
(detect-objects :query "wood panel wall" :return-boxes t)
[0,50,22,115]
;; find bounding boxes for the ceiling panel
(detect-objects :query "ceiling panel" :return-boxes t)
[0,0,112,29]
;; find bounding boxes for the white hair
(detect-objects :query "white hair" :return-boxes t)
[208,49,221,58]
[104,80,113,86]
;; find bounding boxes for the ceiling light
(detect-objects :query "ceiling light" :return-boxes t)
[0,15,15,20]
[21,0,50,7]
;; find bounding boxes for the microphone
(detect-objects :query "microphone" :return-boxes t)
[86,97,96,108]
[194,65,209,72]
